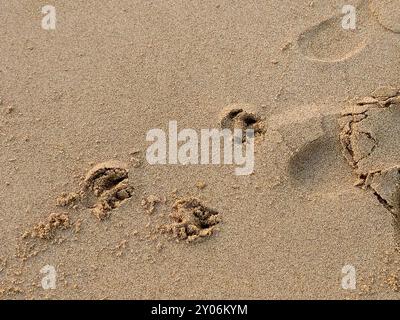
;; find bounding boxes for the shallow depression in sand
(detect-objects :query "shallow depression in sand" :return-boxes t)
[288,136,351,194]
[297,1,369,63]
[370,0,400,33]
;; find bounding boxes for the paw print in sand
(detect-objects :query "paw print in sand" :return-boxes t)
[57,160,134,220]
[161,197,221,243]
[82,161,134,220]
[219,103,265,143]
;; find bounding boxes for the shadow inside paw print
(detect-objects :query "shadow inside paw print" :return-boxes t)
[219,103,265,142]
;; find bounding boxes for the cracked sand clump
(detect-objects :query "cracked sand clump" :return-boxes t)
[357,168,400,214]
[141,195,163,214]
[339,87,400,172]
[25,213,70,240]
[339,108,376,168]
[56,191,82,208]
[339,87,400,215]
[161,197,221,242]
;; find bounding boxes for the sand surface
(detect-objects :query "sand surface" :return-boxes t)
[1,0,400,299]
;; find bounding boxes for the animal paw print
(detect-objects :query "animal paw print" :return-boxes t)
[220,103,265,142]
[57,161,134,220]
[83,161,134,220]
[161,197,221,243]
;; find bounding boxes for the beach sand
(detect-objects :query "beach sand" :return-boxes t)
[0,0,400,299]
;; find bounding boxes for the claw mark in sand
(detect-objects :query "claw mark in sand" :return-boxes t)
[339,87,400,226]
